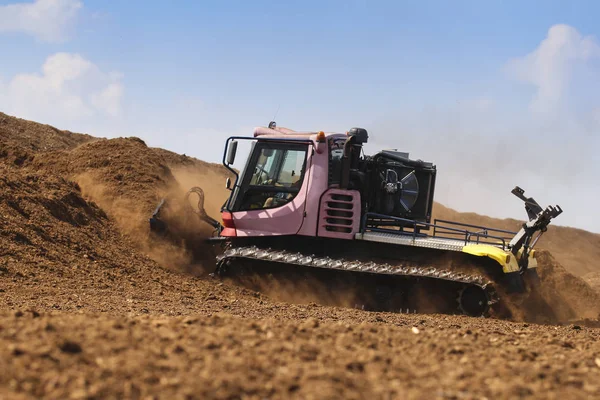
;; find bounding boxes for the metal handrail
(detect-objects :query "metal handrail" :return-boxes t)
[433,218,517,235]
[362,212,512,249]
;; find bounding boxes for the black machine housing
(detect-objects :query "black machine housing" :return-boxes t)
[339,128,436,228]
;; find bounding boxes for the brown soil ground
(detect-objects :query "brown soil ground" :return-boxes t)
[2,111,600,399]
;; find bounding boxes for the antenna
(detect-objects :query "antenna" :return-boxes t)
[272,103,281,122]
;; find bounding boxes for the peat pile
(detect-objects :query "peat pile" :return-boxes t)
[0,112,232,316]
[0,165,112,276]
[32,136,232,271]
[0,112,92,152]
[535,251,600,320]
[0,159,186,315]
[0,139,250,320]
[0,111,92,168]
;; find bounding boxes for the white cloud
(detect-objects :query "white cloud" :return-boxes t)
[507,24,600,113]
[91,83,123,116]
[0,0,81,42]
[0,52,124,123]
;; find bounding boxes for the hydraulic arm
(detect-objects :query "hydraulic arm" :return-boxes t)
[508,186,563,273]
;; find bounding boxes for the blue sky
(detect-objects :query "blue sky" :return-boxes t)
[1,0,599,231]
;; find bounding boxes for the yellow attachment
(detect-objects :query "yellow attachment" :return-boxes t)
[316,131,326,142]
[461,244,524,273]
[525,249,538,269]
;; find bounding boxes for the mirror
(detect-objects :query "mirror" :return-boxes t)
[226,140,238,165]
[225,177,232,190]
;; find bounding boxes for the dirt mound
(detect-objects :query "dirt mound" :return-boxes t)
[33,135,231,226]
[31,136,232,271]
[477,251,600,324]
[0,163,189,319]
[527,251,600,322]
[0,165,109,265]
[0,158,161,267]
[0,132,246,318]
[0,111,92,164]
[34,137,176,214]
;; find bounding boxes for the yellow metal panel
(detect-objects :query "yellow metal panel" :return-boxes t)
[461,244,520,273]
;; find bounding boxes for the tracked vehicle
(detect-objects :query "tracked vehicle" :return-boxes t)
[151,123,562,317]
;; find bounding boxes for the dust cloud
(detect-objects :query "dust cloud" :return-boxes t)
[75,167,230,275]
[170,166,231,218]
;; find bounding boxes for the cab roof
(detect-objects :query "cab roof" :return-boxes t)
[253,126,345,140]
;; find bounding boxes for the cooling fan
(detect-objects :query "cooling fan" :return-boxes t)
[380,169,420,213]
[398,170,419,211]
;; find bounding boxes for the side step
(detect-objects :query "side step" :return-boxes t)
[356,231,467,252]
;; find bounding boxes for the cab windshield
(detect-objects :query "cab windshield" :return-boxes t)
[236,142,308,210]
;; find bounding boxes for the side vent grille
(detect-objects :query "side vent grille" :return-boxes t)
[319,190,360,238]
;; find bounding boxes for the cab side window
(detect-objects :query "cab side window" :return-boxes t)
[278,150,305,186]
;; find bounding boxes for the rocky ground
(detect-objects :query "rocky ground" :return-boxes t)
[1,111,600,399]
